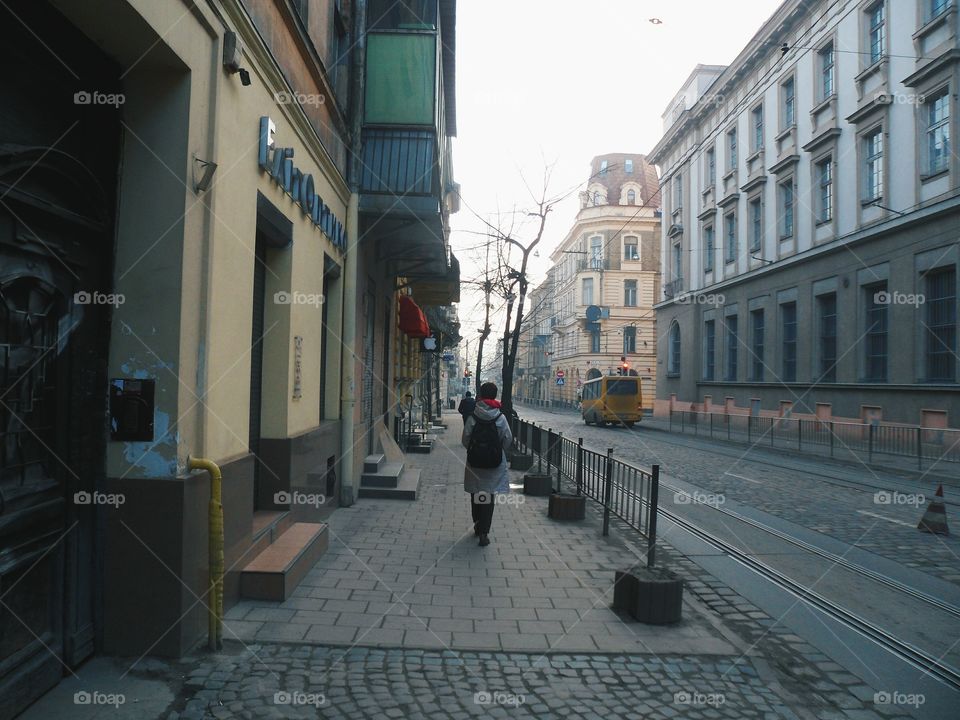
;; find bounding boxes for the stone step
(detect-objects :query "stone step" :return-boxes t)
[358,468,421,500]
[405,441,432,454]
[363,454,385,474]
[240,522,328,602]
[360,461,404,488]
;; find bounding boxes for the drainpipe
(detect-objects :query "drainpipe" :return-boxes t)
[188,456,223,650]
[340,0,367,506]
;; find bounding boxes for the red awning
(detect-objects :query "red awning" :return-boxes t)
[399,295,430,338]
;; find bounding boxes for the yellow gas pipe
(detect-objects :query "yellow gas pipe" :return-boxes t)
[188,456,223,651]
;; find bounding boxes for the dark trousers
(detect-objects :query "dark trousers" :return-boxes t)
[471,492,496,534]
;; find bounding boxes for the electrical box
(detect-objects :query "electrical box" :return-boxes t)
[109,378,155,441]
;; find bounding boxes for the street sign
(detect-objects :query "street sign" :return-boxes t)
[556,377,565,386]
[556,370,565,378]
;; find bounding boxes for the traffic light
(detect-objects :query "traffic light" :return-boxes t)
[619,356,629,376]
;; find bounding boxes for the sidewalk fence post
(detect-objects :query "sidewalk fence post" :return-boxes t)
[798,419,802,452]
[576,438,583,496]
[868,423,874,463]
[829,421,834,458]
[537,425,543,473]
[917,426,922,470]
[546,428,553,475]
[602,448,613,536]
[556,432,563,493]
[647,465,660,569]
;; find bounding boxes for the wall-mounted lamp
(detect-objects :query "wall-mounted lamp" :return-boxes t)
[193,156,218,193]
[223,31,252,87]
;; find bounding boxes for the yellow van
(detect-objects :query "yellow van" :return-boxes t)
[581,376,642,427]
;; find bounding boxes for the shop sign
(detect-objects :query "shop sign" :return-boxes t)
[258,117,346,251]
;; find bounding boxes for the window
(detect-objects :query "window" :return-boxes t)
[779,180,794,238]
[674,174,683,209]
[725,315,739,381]
[926,89,951,176]
[625,158,634,174]
[627,189,637,205]
[727,128,738,170]
[925,267,957,381]
[750,309,765,380]
[582,277,594,305]
[817,158,833,222]
[592,191,603,206]
[725,212,737,264]
[929,0,951,21]
[706,146,716,185]
[867,3,885,65]
[781,302,797,382]
[704,225,715,273]
[623,326,637,354]
[864,127,884,201]
[668,322,681,375]
[864,283,888,381]
[624,280,638,307]
[590,235,603,268]
[590,331,601,353]
[749,198,762,252]
[704,320,716,381]
[672,243,682,282]
[600,160,608,175]
[781,77,796,129]
[819,43,835,99]
[818,293,838,382]
[752,105,764,152]
[624,236,639,260]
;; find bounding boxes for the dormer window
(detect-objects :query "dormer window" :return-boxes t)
[600,160,608,175]
[625,159,634,174]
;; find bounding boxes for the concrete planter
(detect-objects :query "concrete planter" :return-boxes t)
[509,453,534,471]
[547,493,586,521]
[522,473,553,496]
[613,568,683,625]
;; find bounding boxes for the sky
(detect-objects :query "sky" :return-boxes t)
[449,0,783,365]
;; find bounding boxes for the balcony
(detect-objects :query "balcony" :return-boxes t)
[663,277,685,299]
[577,258,609,272]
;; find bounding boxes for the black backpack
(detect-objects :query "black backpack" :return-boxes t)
[467,412,503,469]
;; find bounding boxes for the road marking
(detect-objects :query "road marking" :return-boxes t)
[723,472,762,484]
[856,510,915,528]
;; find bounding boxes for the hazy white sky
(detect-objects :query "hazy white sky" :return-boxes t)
[449,0,783,345]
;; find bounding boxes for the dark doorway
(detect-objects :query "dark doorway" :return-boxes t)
[248,233,267,505]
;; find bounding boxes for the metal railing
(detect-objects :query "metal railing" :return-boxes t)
[511,417,662,567]
[668,411,960,471]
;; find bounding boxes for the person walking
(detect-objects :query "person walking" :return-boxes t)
[462,382,513,546]
[456,391,476,424]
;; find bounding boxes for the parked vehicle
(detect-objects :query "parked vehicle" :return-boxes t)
[580,376,642,427]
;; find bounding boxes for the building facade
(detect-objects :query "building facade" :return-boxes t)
[518,154,661,409]
[650,0,960,428]
[0,0,457,715]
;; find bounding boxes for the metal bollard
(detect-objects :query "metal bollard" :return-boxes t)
[647,465,660,569]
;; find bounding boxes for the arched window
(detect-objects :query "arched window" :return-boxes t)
[593,191,603,206]
[627,189,637,205]
[668,322,681,375]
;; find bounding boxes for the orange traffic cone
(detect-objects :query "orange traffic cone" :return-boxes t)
[918,485,950,536]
